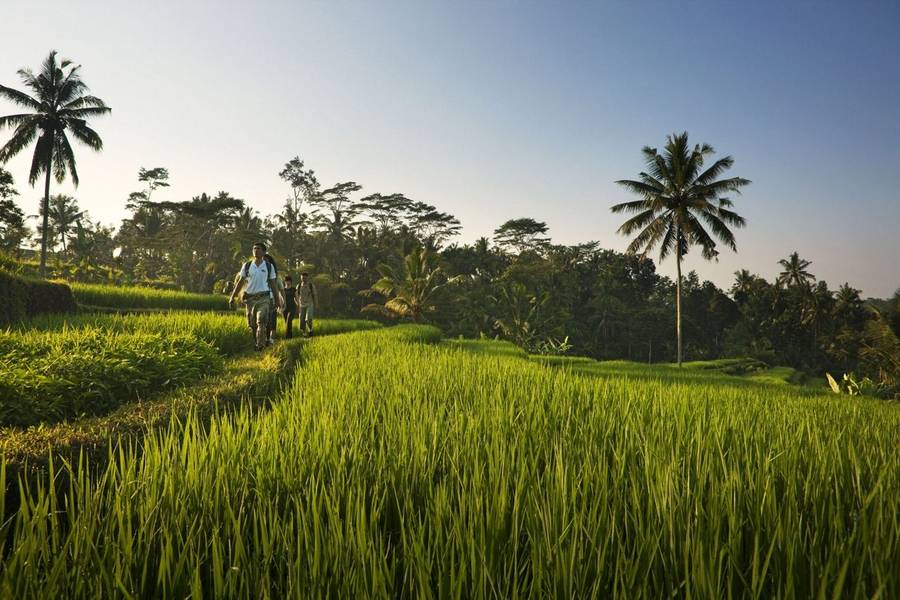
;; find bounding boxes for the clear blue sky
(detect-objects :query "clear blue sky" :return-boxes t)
[2,0,899,297]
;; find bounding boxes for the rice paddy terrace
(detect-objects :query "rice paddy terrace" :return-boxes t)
[1,306,898,597]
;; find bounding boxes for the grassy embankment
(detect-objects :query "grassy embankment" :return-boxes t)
[2,325,898,597]
[1,312,381,464]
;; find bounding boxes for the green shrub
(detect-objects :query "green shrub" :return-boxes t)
[0,269,76,326]
[0,269,27,324]
[26,279,77,316]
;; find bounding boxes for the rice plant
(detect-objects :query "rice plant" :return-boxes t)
[0,327,222,427]
[20,312,255,356]
[1,314,383,428]
[1,325,897,597]
[69,282,229,311]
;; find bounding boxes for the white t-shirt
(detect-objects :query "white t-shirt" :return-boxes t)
[241,260,275,294]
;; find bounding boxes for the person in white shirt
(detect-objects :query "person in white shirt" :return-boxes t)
[228,242,284,350]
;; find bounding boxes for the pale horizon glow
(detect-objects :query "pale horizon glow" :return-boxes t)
[1,0,898,297]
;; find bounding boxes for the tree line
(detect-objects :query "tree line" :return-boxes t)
[1,157,897,393]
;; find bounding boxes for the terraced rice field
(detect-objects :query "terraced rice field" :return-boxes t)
[1,322,898,597]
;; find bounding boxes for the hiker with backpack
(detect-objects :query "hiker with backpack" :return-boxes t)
[228,242,284,351]
[295,271,318,337]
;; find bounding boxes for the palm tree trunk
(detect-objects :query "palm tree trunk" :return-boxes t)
[676,242,683,367]
[39,161,52,277]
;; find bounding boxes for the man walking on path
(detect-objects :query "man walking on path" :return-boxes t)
[282,275,298,338]
[228,242,284,351]
[295,271,318,337]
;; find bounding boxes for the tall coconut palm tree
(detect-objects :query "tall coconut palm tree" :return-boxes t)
[0,51,110,275]
[777,251,815,288]
[612,132,750,366]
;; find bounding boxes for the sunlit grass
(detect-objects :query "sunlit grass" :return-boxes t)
[1,314,382,428]
[1,325,897,597]
[69,281,229,311]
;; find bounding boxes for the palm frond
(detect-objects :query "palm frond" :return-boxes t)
[0,113,39,131]
[28,131,53,185]
[57,132,79,186]
[385,297,414,317]
[0,123,38,162]
[57,65,87,105]
[698,176,751,196]
[693,156,734,186]
[625,215,667,256]
[658,221,677,261]
[683,213,719,258]
[697,211,737,252]
[610,196,652,214]
[67,121,104,151]
[616,209,658,235]
[62,106,111,119]
[641,147,666,180]
[0,84,41,110]
[654,153,672,186]
[637,171,667,191]
[682,147,706,184]
[714,206,746,228]
[62,94,107,109]
[15,67,38,90]
[614,180,660,201]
